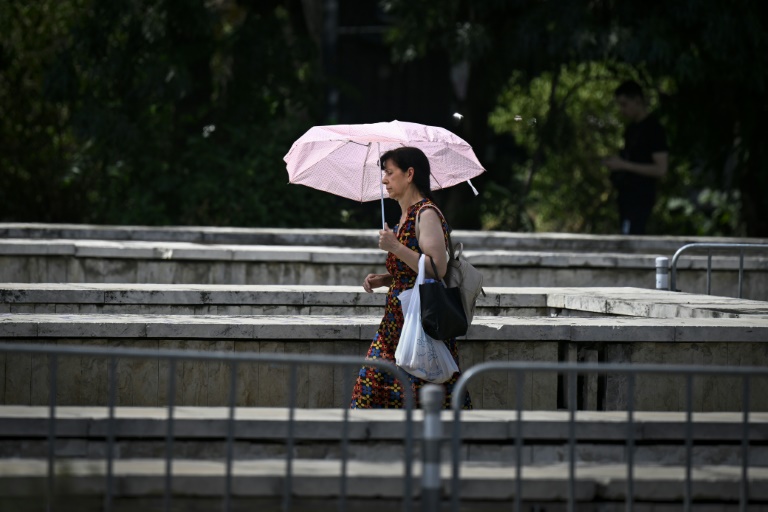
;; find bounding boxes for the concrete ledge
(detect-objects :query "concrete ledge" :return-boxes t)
[0,407,765,442]
[2,285,768,319]
[3,238,768,271]
[3,223,767,254]
[1,313,767,341]
[0,459,766,502]
[3,239,767,299]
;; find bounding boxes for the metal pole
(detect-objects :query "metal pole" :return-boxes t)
[684,374,693,512]
[224,361,238,512]
[567,371,576,512]
[105,357,117,512]
[739,250,744,298]
[47,354,58,512]
[514,371,524,512]
[339,371,351,512]
[164,359,177,512]
[421,385,445,512]
[740,376,751,512]
[283,365,298,512]
[450,403,461,512]
[655,257,669,290]
[706,252,712,295]
[625,374,635,512]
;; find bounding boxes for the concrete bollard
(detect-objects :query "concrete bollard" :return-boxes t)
[656,256,669,290]
[420,384,444,512]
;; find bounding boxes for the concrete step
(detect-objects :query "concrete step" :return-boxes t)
[1,313,767,411]
[1,312,766,341]
[0,458,766,507]
[3,222,767,254]
[2,238,767,299]
[3,284,767,319]
[0,407,765,467]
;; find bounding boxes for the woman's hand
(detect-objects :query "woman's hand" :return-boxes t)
[363,273,392,293]
[378,223,401,253]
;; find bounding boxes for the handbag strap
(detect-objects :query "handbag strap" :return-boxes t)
[425,255,446,287]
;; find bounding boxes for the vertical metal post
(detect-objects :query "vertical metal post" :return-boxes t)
[738,250,744,298]
[740,376,751,512]
[625,374,635,512]
[104,357,117,512]
[568,371,576,512]
[339,370,351,512]
[283,365,298,512]
[403,379,414,512]
[706,252,712,295]
[47,354,58,512]
[450,404,462,512]
[655,257,669,290]
[514,371,524,512]
[164,359,177,512]
[224,361,239,512]
[421,385,445,512]
[684,374,693,512]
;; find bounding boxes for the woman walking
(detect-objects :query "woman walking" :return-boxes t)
[350,146,472,409]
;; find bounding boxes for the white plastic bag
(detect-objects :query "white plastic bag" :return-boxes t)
[395,254,460,383]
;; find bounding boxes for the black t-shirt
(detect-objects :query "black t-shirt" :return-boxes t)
[614,115,668,208]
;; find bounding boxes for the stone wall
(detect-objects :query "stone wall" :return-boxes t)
[1,251,766,300]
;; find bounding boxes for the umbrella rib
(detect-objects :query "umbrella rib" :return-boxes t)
[360,142,372,203]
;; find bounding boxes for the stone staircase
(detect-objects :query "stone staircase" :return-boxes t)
[0,406,766,510]
[2,224,768,508]
[2,237,767,299]
[2,286,768,411]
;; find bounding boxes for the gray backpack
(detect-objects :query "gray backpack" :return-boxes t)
[444,239,485,324]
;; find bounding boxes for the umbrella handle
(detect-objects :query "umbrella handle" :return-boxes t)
[378,143,385,229]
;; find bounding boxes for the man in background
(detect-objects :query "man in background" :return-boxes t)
[604,80,669,235]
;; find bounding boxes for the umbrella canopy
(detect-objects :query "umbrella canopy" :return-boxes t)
[283,120,485,203]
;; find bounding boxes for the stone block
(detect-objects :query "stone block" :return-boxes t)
[307,341,335,408]
[113,340,158,406]
[258,342,287,407]
[36,317,146,338]
[204,340,235,406]
[333,341,366,408]
[234,341,260,407]
[54,304,80,314]
[4,349,31,404]
[9,304,36,314]
[481,342,510,409]
[284,341,310,408]
[81,257,138,283]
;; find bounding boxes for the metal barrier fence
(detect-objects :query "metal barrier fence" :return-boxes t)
[669,242,768,297]
[2,342,767,511]
[0,342,416,512]
[449,360,768,512]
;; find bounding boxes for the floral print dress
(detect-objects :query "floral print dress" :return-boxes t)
[350,198,472,409]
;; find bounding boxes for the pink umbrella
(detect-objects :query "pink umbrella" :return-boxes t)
[283,120,485,227]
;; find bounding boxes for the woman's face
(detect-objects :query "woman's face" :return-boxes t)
[381,159,412,200]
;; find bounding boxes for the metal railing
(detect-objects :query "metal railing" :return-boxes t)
[669,242,768,297]
[449,361,768,512]
[0,342,416,512]
[2,342,767,511]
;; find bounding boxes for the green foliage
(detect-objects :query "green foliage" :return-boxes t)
[486,63,624,232]
[382,0,768,236]
[0,0,361,227]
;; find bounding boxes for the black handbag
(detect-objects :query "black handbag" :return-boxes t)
[420,255,468,340]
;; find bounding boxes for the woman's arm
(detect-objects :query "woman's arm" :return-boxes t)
[363,273,393,293]
[380,208,447,279]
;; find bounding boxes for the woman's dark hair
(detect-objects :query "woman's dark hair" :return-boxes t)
[380,146,435,202]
